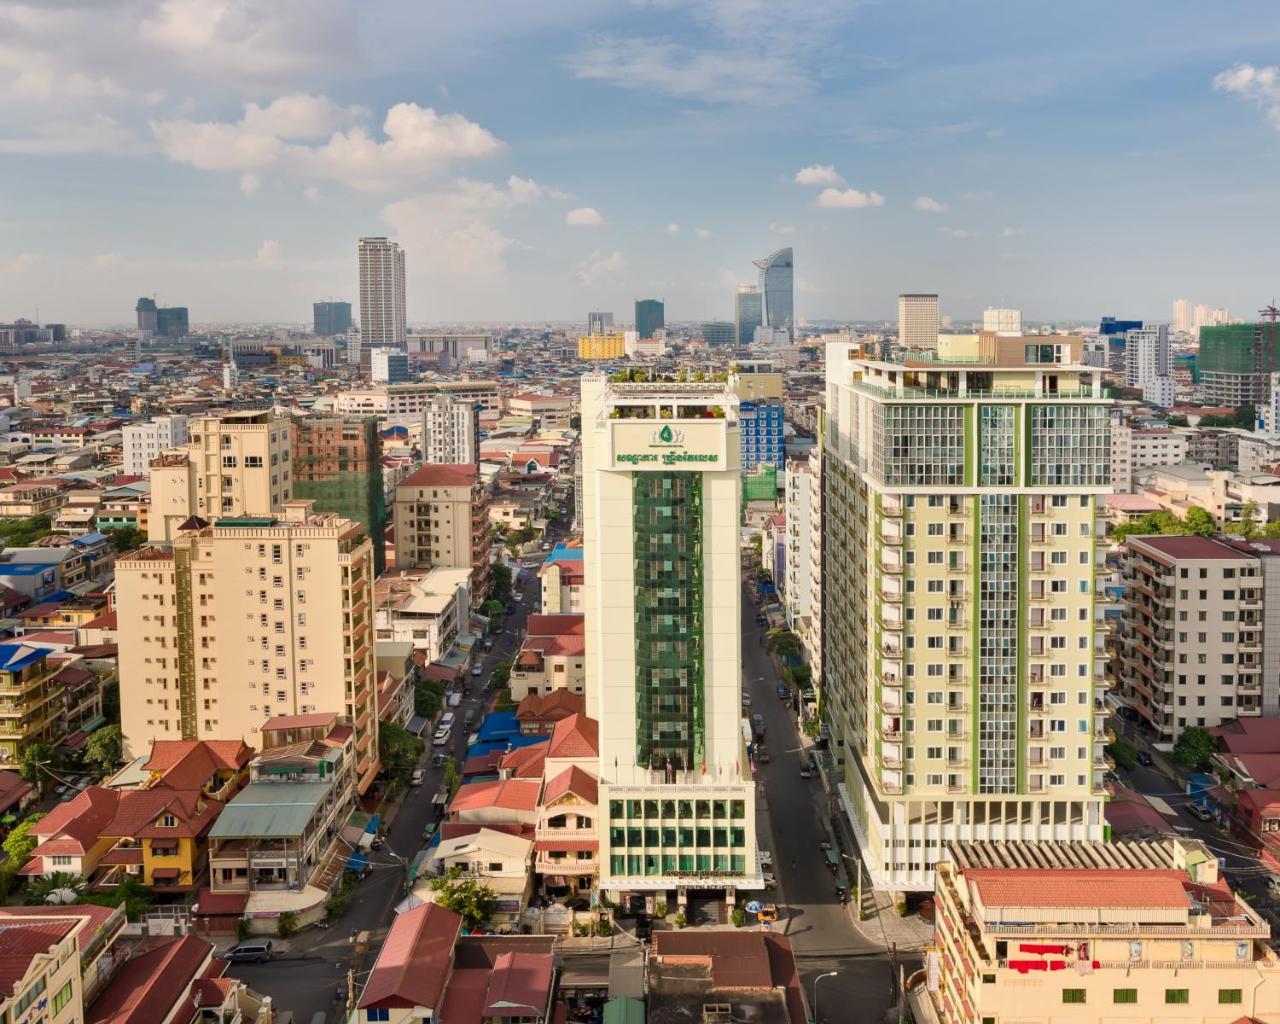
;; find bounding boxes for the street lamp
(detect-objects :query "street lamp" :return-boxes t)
[813,970,838,1024]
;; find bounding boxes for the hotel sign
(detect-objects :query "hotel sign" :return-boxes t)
[609,419,729,470]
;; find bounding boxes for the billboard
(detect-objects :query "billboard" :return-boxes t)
[608,420,731,471]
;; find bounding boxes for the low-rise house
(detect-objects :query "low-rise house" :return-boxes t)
[538,543,583,613]
[428,827,534,924]
[515,690,585,736]
[543,713,599,778]
[0,479,68,517]
[534,765,598,898]
[649,932,808,1024]
[510,614,585,700]
[448,778,541,828]
[374,568,472,662]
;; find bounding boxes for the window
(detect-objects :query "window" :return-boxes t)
[1113,989,1137,1004]
[366,1011,391,1022]
[1062,989,1086,1004]
[1219,989,1243,1005]
[52,980,72,1014]
[160,814,177,827]
[1165,989,1189,1004]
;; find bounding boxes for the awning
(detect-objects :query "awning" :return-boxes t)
[151,868,181,881]
[365,815,380,835]
[193,887,248,916]
[346,852,369,872]
[58,730,88,750]
[406,715,430,736]
[82,716,107,734]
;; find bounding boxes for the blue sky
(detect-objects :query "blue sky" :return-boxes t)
[1,0,1279,326]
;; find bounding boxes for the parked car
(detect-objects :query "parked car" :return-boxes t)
[741,694,752,708]
[761,871,777,890]
[431,753,451,768]
[432,727,451,746]
[776,684,790,700]
[758,849,773,870]
[471,664,483,677]
[222,941,273,964]
[440,712,455,729]
[1136,750,1153,767]
[752,713,765,731]
[799,765,812,779]
[1188,803,1214,822]
[410,768,426,786]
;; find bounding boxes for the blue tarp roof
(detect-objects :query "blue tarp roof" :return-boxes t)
[475,710,520,743]
[364,815,380,835]
[465,734,548,759]
[0,644,48,671]
[0,563,54,576]
[544,543,583,564]
[346,851,368,872]
[72,532,106,546]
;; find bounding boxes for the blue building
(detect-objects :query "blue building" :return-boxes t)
[1100,316,1143,335]
[739,400,785,472]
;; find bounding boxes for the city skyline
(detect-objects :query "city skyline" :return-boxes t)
[2,2,1280,325]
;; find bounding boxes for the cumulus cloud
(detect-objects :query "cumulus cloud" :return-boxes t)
[93,252,123,269]
[577,250,627,286]
[152,96,505,192]
[256,239,282,264]
[913,196,948,213]
[566,207,605,227]
[1214,63,1280,128]
[816,187,885,209]
[665,223,680,234]
[794,164,845,187]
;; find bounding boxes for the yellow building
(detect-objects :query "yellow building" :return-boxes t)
[823,343,1112,893]
[924,838,1280,1024]
[148,409,292,542]
[577,332,626,360]
[115,501,380,794]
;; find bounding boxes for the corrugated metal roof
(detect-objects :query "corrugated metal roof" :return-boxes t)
[208,782,330,839]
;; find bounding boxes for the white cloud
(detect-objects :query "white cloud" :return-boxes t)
[239,171,261,195]
[1,252,37,274]
[577,250,627,286]
[665,223,680,234]
[816,187,885,209]
[1214,63,1280,128]
[912,195,948,213]
[256,239,282,264]
[303,184,322,203]
[694,227,712,239]
[794,164,845,187]
[152,97,505,192]
[1001,226,1024,237]
[769,222,796,235]
[566,207,605,227]
[93,252,123,269]
[938,227,973,239]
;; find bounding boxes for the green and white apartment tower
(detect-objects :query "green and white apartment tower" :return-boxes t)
[823,335,1113,893]
[580,374,760,914]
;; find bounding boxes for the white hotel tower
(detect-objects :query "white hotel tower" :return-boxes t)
[580,375,759,914]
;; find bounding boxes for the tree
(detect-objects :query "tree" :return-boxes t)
[442,757,461,798]
[25,871,85,905]
[429,868,497,929]
[482,599,506,625]
[1171,726,1215,771]
[103,526,144,553]
[1198,404,1256,429]
[19,742,53,787]
[83,725,122,776]
[3,813,45,866]
[1167,414,1189,427]
[490,564,514,605]
[1105,737,1137,772]
[101,680,120,725]
[490,662,511,689]
[544,508,559,523]
[1234,500,1261,540]
[1264,519,1280,540]
[765,628,804,661]
[378,720,424,786]
[1184,506,1216,537]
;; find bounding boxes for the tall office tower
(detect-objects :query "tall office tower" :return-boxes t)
[122,415,189,476]
[421,395,480,465]
[700,322,736,347]
[1173,298,1192,334]
[588,311,614,336]
[981,307,1022,336]
[1123,325,1170,390]
[291,415,386,575]
[897,293,939,349]
[370,347,410,384]
[147,410,292,542]
[156,306,189,339]
[1199,323,1280,407]
[783,456,814,629]
[580,374,759,911]
[357,237,406,365]
[116,501,380,794]
[752,248,794,336]
[1194,303,1213,333]
[135,297,158,334]
[313,301,353,337]
[823,337,1111,892]
[1212,306,1231,326]
[635,299,665,340]
[393,465,492,601]
[734,285,763,346]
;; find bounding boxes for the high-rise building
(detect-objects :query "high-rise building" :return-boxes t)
[1173,297,1192,334]
[897,293,939,349]
[822,338,1111,891]
[734,286,763,346]
[393,464,492,602]
[406,333,491,366]
[580,374,760,907]
[116,502,380,793]
[156,306,189,339]
[370,347,410,384]
[135,297,158,334]
[635,299,664,340]
[1199,322,1280,407]
[752,248,794,337]
[700,322,736,347]
[1123,325,1170,390]
[1193,303,1212,333]
[122,415,189,477]
[587,311,614,336]
[290,415,386,575]
[147,410,292,542]
[578,333,626,360]
[729,360,784,472]
[421,395,480,465]
[357,237,406,365]
[783,456,814,629]
[981,307,1022,335]
[313,301,353,337]
[1099,316,1142,336]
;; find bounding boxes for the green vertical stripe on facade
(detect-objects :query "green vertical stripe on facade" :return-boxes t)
[1021,403,1033,484]
[1016,494,1029,792]
[1012,403,1023,488]
[964,405,976,487]
[970,493,981,793]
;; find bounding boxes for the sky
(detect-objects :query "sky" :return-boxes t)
[2,0,1280,327]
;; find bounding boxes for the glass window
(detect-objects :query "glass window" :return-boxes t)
[1165,990,1189,1005]
[1062,990,1086,1004]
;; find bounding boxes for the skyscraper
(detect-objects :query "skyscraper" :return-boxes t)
[1173,298,1192,334]
[734,285,763,346]
[588,311,614,336]
[635,299,664,340]
[581,373,760,907]
[700,322,736,347]
[314,301,353,337]
[357,237,406,364]
[752,248,793,336]
[822,335,1110,891]
[1123,325,1170,391]
[897,293,939,349]
[422,395,480,465]
[135,297,157,334]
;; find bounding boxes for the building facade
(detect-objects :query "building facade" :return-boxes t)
[981,307,1022,335]
[734,285,763,346]
[580,375,759,910]
[392,464,492,601]
[122,414,189,477]
[116,502,380,794]
[823,343,1111,892]
[635,299,665,340]
[753,248,793,336]
[578,333,626,361]
[1124,324,1171,391]
[700,322,735,347]
[729,361,785,473]
[587,311,613,336]
[357,237,406,363]
[421,395,480,465]
[897,293,939,350]
[783,457,814,629]
[370,347,410,384]
[313,301,353,337]
[1199,323,1279,407]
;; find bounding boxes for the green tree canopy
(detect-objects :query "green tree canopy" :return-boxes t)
[1197,404,1255,429]
[414,680,443,719]
[765,628,804,660]
[1112,507,1217,542]
[103,526,144,553]
[83,725,122,776]
[378,720,424,786]
[1171,726,1215,771]
[19,742,53,786]
[429,867,497,929]
[3,813,45,866]
[490,662,512,688]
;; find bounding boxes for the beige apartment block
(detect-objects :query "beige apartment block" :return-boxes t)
[392,464,492,602]
[823,343,1112,892]
[926,839,1280,1024]
[116,501,380,794]
[1119,535,1270,742]
[148,410,292,542]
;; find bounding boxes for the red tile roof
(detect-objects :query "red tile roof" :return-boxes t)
[965,869,1191,909]
[359,903,462,1011]
[450,779,541,815]
[483,951,554,1018]
[87,934,215,1024]
[192,888,248,917]
[546,714,598,760]
[0,770,33,813]
[497,745,546,780]
[0,919,76,992]
[262,712,338,732]
[524,614,584,637]
[1132,535,1253,562]
[516,690,585,722]
[143,739,253,778]
[399,464,478,489]
[542,766,597,807]
[30,786,119,857]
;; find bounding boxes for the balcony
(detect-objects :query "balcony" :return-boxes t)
[881,523,903,546]
[880,497,903,518]
[879,552,903,575]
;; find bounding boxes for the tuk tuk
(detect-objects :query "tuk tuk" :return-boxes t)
[824,848,839,873]
[835,881,850,904]
[756,903,778,923]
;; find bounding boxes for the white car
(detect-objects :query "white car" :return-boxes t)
[758,849,773,870]
[410,768,426,786]
[431,728,451,746]
[761,871,777,890]
[440,712,455,729]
